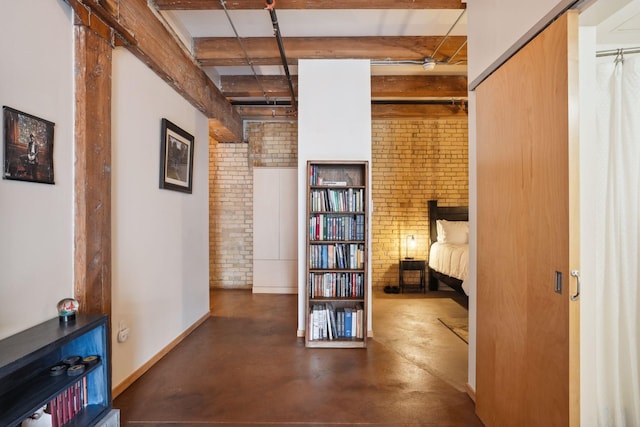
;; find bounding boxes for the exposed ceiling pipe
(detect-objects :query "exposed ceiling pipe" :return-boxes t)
[265,0,297,111]
[430,9,466,62]
[372,10,467,71]
[447,40,467,65]
[220,0,269,103]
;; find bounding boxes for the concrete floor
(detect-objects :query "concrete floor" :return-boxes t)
[114,288,484,426]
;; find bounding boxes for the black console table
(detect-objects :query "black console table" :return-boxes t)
[399,259,426,293]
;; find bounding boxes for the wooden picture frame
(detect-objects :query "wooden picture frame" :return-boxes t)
[3,106,55,184]
[159,118,194,194]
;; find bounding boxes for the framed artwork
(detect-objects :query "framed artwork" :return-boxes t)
[159,118,194,194]
[3,106,55,184]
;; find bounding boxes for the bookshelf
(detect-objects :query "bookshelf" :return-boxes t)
[306,161,368,348]
[0,314,112,427]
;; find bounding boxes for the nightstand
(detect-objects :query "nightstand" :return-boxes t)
[399,259,426,293]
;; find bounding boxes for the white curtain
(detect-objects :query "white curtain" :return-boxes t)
[595,53,640,426]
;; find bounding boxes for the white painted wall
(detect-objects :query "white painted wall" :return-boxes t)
[111,48,210,388]
[296,59,372,335]
[0,1,74,339]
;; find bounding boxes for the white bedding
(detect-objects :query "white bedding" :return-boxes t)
[429,242,469,294]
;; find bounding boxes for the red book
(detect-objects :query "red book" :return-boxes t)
[49,398,59,427]
[61,389,68,424]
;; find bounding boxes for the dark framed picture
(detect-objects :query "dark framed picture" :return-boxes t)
[3,106,55,184]
[159,118,194,194]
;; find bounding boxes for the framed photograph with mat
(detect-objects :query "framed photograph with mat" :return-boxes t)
[3,106,55,184]
[159,118,194,194]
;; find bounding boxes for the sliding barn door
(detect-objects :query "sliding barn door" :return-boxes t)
[475,11,580,427]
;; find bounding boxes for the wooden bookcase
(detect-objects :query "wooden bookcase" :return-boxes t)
[305,160,368,348]
[0,314,112,427]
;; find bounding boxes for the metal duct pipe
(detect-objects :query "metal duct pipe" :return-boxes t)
[265,0,297,111]
[220,0,269,102]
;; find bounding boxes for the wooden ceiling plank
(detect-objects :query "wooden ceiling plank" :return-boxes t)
[195,36,467,66]
[220,75,468,98]
[154,0,466,10]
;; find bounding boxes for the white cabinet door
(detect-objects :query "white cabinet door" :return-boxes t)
[253,168,280,260]
[253,167,298,293]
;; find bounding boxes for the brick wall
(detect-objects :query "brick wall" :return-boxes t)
[209,141,253,289]
[209,119,467,290]
[371,119,468,290]
[246,121,298,167]
[209,122,297,288]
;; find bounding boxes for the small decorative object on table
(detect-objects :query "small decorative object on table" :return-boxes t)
[56,298,79,323]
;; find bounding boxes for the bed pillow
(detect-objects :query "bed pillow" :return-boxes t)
[436,219,469,244]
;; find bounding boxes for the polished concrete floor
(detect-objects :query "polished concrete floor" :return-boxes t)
[114,288,484,426]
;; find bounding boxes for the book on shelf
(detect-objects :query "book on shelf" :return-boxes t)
[309,272,365,298]
[310,189,364,213]
[327,305,338,339]
[356,306,363,339]
[310,214,362,241]
[309,243,364,271]
[47,377,88,427]
[308,303,363,341]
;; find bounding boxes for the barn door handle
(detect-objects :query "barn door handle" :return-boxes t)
[570,270,580,301]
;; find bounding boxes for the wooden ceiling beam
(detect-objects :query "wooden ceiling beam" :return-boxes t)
[233,104,467,120]
[235,106,298,121]
[155,0,466,10]
[67,0,242,142]
[373,75,468,98]
[220,75,468,98]
[119,0,242,141]
[194,36,467,66]
[222,75,292,98]
[372,103,468,119]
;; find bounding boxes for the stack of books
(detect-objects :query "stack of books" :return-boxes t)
[309,303,364,340]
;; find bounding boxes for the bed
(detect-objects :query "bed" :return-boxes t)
[427,200,469,295]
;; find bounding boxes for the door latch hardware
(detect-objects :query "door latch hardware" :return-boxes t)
[555,271,563,294]
[570,270,581,301]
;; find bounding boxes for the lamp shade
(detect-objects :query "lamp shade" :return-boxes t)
[405,234,416,259]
